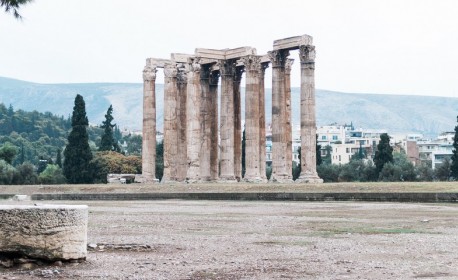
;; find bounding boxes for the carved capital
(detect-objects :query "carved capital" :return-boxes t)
[219,60,236,76]
[186,57,201,73]
[240,55,262,72]
[164,64,178,78]
[177,69,187,84]
[142,65,157,81]
[285,59,294,74]
[267,50,289,68]
[299,45,316,64]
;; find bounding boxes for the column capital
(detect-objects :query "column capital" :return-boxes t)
[240,55,262,72]
[177,68,187,84]
[299,45,316,64]
[219,60,236,76]
[164,63,178,78]
[143,65,157,81]
[285,58,294,73]
[267,50,289,68]
[260,62,269,75]
[186,57,201,73]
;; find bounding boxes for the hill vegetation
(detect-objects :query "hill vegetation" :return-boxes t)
[1,76,457,137]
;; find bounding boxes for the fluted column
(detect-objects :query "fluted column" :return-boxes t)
[219,60,237,182]
[186,58,202,182]
[259,63,269,180]
[268,50,292,182]
[242,55,263,182]
[141,64,157,182]
[285,59,294,178]
[199,65,212,181]
[176,66,187,182]
[233,66,244,181]
[297,45,323,183]
[209,70,220,181]
[162,63,178,182]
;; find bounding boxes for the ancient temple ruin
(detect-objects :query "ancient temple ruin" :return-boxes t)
[141,35,323,183]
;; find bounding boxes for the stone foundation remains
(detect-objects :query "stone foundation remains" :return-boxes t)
[0,205,88,261]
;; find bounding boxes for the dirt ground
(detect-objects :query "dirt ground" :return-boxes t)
[1,181,458,195]
[1,200,457,279]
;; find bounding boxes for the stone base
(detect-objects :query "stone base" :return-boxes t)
[0,205,88,261]
[217,176,238,183]
[243,177,268,183]
[135,175,159,184]
[296,172,324,184]
[269,176,294,183]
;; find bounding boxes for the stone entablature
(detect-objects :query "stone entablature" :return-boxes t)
[142,35,322,183]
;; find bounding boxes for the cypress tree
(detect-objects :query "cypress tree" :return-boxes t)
[451,116,458,179]
[56,147,62,168]
[373,133,393,177]
[99,105,120,152]
[63,94,93,184]
[316,134,322,166]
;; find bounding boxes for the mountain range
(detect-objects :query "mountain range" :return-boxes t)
[1,76,456,138]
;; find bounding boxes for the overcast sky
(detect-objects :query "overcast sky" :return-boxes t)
[1,0,457,97]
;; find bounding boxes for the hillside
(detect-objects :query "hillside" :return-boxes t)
[1,76,456,137]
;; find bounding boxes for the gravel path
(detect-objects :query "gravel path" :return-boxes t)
[1,200,457,279]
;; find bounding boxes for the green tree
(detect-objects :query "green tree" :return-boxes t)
[156,141,164,181]
[63,94,93,184]
[0,142,18,164]
[1,0,33,19]
[323,145,332,165]
[99,105,120,152]
[373,133,393,177]
[316,135,322,166]
[38,164,66,184]
[450,116,458,179]
[56,147,62,168]
[435,157,451,181]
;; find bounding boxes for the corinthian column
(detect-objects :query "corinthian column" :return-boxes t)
[162,63,178,182]
[268,50,292,182]
[176,66,187,182]
[259,63,269,180]
[199,65,212,181]
[285,59,294,179]
[233,66,244,181]
[186,57,202,182]
[219,60,237,182]
[209,70,220,181]
[141,64,157,183]
[297,45,323,183]
[242,55,263,182]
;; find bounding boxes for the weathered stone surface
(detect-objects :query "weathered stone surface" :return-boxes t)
[162,63,179,182]
[0,205,88,261]
[219,60,237,182]
[209,70,220,181]
[185,57,202,182]
[285,59,294,178]
[141,64,157,182]
[242,55,264,182]
[269,49,292,182]
[176,67,188,181]
[296,45,323,183]
[233,66,243,181]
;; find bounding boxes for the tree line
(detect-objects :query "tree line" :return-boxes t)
[0,96,142,184]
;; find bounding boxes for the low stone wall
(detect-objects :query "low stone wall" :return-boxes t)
[31,192,458,203]
[0,205,88,261]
